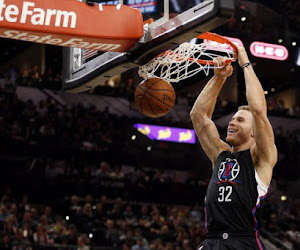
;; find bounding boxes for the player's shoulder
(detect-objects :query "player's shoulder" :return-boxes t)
[250,144,277,168]
[212,142,231,167]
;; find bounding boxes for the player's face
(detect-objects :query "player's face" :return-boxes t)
[226,110,253,146]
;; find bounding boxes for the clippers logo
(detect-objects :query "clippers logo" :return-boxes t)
[216,158,241,185]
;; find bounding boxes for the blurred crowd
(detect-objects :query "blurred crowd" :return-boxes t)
[0,64,62,92]
[0,83,299,249]
[0,165,298,250]
[0,1,298,249]
[1,63,299,121]
[0,185,207,250]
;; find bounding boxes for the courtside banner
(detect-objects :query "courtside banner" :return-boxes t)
[0,0,144,52]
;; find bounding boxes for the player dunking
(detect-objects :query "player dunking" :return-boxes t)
[190,46,277,250]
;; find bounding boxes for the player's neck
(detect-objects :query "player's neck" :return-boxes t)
[231,140,254,153]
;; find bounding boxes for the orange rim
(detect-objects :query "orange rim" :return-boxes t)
[196,32,238,65]
[158,32,238,66]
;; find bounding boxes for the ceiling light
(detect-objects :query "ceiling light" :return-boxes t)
[271,88,275,92]
[264,91,268,95]
[241,17,246,22]
[281,196,287,201]
[292,42,297,46]
[278,39,283,43]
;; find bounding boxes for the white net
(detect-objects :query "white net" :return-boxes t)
[138,42,235,83]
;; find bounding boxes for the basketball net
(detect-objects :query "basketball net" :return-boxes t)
[138,32,237,83]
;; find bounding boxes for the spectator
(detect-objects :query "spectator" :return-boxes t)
[77,234,89,250]
[0,234,11,249]
[11,228,31,250]
[131,237,150,250]
[33,223,48,244]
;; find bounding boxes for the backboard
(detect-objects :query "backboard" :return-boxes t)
[63,0,235,93]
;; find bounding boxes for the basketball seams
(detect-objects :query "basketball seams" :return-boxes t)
[137,86,174,109]
[138,85,174,92]
[145,78,162,89]
[147,78,174,91]
[136,85,150,115]
[142,96,159,118]
[135,78,176,117]
[146,89,174,92]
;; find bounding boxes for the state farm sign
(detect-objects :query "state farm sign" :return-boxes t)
[0,0,143,52]
[250,41,288,61]
[0,0,76,28]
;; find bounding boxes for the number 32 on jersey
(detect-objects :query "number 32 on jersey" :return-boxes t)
[218,186,232,202]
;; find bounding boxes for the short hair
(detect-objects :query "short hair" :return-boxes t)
[238,105,250,111]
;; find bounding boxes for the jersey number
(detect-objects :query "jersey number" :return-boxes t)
[218,186,232,202]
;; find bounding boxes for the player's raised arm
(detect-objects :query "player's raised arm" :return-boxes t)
[190,58,232,166]
[237,46,277,183]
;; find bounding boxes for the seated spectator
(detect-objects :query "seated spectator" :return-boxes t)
[131,237,150,250]
[11,228,31,250]
[77,234,89,250]
[121,229,135,249]
[20,211,36,230]
[51,216,67,244]
[0,205,9,223]
[33,223,49,244]
[0,233,11,249]
[160,225,175,244]
[78,203,94,234]
[66,224,78,245]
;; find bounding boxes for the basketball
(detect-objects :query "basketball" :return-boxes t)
[134,78,176,118]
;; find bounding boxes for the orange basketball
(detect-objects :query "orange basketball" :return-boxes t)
[135,78,176,118]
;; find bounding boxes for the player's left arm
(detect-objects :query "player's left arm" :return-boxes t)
[237,46,277,182]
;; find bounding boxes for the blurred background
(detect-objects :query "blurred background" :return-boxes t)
[0,0,299,249]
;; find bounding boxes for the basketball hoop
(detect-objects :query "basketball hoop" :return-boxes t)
[138,32,238,83]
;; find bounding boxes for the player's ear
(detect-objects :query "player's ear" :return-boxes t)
[250,126,254,138]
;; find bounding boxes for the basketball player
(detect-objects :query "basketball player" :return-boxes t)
[190,46,277,250]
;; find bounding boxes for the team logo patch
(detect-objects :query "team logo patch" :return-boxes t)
[215,158,241,185]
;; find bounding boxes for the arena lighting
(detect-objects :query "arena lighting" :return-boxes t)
[250,41,289,61]
[296,48,300,66]
[134,123,196,144]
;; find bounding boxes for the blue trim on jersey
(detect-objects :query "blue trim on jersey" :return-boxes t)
[252,194,267,250]
[204,206,208,232]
